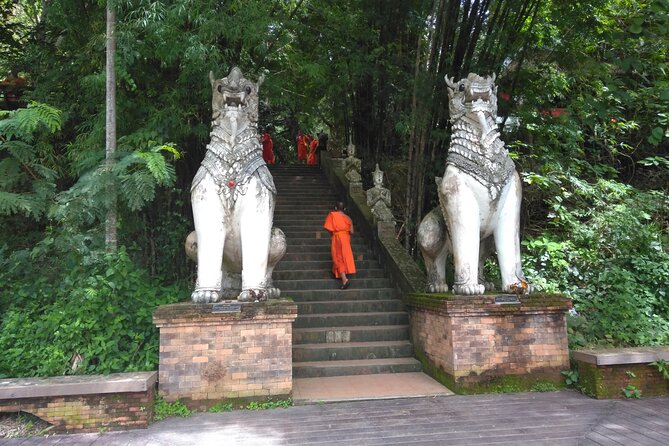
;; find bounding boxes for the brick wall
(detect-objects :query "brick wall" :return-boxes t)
[574,347,669,398]
[0,390,154,433]
[0,372,157,433]
[576,362,668,399]
[405,294,571,391]
[153,300,297,409]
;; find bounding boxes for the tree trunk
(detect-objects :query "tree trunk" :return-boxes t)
[105,1,117,251]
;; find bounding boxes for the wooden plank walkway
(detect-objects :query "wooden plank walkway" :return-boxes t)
[1,391,667,445]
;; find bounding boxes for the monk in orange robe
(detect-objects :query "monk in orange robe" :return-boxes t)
[307,136,319,165]
[296,131,308,162]
[262,131,275,164]
[324,202,356,289]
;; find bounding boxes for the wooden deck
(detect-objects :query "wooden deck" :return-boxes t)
[1,391,668,445]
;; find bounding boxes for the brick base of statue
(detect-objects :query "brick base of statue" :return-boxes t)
[404,293,571,392]
[153,300,297,409]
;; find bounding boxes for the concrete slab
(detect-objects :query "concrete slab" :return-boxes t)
[0,372,157,399]
[292,372,453,404]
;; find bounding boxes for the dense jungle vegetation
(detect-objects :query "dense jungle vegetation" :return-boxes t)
[0,0,667,378]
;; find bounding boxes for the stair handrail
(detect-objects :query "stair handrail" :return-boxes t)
[320,152,427,294]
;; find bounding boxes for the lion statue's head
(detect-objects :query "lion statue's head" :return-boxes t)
[209,67,265,128]
[445,73,498,123]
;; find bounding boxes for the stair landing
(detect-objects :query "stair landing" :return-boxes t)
[293,373,453,404]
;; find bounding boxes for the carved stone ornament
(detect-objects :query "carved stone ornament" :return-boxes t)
[417,73,533,296]
[366,164,394,222]
[188,67,286,303]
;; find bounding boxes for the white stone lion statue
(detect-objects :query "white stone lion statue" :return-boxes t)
[417,73,532,295]
[188,67,285,303]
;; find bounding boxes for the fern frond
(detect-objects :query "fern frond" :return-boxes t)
[157,143,181,159]
[0,158,22,189]
[0,190,38,217]
[135,151,171,184]
[2,140,35,164]
[120,171,155,211]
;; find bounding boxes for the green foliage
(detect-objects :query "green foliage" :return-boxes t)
[51,137,180,229]
[561,369,579,387]
[0,102,62,219]
[649,359,669,381]
[0,244,185,378]
[522,176,669,348]
[208,402,234,413]
[531,382,558,392]
[622,384,642,399]
[245,399,293,410]
[154,396,193,421]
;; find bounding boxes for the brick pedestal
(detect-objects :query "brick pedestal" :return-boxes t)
[153,300,297,409]
[404,294,571,392]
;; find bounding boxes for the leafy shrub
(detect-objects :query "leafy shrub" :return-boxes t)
[0,242,185,378]
[245,399,293,410]
[522,176,669,348]
[154,397,193,421]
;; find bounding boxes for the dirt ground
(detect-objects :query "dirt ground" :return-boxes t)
[0,412,53,438]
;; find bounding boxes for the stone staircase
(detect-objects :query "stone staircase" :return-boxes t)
[270,164,422,379]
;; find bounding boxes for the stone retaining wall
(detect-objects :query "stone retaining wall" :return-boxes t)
[574,347,669,399]
[0,372,156,433]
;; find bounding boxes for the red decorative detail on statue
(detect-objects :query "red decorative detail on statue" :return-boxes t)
[228,180,235,188]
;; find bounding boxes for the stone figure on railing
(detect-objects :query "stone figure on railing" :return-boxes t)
[366,164,394,223]
[187,67,286,303]
[417,73,533,295]
[343,143,362,191]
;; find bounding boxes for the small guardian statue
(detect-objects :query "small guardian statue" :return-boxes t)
[343,143,362,193]
[366,164,394,223]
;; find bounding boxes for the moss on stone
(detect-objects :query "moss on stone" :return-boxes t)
[415,349,565,395]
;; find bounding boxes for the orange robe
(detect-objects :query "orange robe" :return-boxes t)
[307,138,319,165]
[324,211,356,278]
[297,134,308,161]
[262,133,275,164]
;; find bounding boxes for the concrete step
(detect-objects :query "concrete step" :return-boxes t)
[282,289,396,302]
[275,209,358,216]
[292,357,423,378]
[276,278,391,291]
[274,188,330,194]
[275,259,381,272]
[293,311,408,329]
[276,199,334,205]
[273,268,386,281]
[295,299,404,314]
[283,242,369,253]
[293,340,414,362]
[282,251,374,262]
[281,236,367,247]
[293,325,411,344]
[284,288,396,302]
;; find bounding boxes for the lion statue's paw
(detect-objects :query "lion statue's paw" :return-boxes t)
[427,282,449,293]
[238,289,269,302]
[192,288,221,303]
[481,281,496,292]
[266,287,281,299]
[453,283,486,295]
